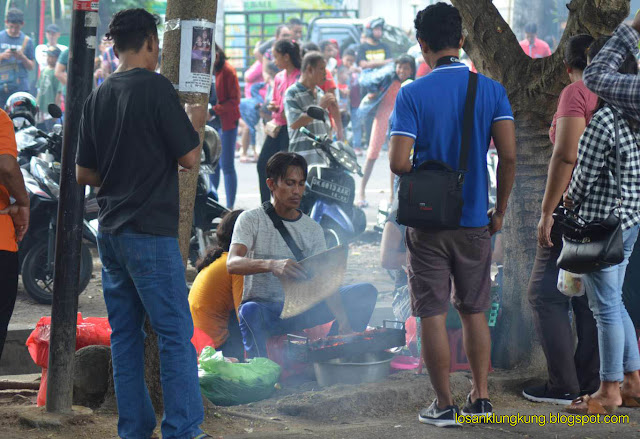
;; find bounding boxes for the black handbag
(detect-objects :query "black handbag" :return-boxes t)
[555,112,624,274]
[396,72,478,229]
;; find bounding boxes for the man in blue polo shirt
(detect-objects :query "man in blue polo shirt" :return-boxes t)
[389,2,516,427]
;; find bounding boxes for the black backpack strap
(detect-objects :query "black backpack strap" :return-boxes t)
[458,71,478,173]
[262,202,305,262]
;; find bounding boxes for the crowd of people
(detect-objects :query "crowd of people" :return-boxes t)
[2,2,640,438]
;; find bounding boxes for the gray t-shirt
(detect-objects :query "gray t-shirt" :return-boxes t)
[231,207,327,303]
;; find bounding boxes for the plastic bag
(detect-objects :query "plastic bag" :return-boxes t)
[198,346,281,406]
[25,313,112,406]
[557,269,585,297]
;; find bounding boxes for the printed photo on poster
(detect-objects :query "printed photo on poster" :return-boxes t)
[179,20,216,93]
[191,27,213,74]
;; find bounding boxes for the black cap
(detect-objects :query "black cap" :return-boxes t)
[6,8,24,24]
[46,23,60,34]
[46,46,61,57]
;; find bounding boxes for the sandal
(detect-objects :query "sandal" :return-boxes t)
[565,395,617,415]
[621,393,640,408]
[356,199,369,208]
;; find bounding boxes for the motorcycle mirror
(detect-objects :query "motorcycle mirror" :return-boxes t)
[306,105,325,121]
[48,104,63,119]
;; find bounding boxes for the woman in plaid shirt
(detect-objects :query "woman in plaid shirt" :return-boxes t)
[564,50,640,415]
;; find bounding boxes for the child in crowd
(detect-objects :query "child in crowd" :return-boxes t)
[36,46,62,130]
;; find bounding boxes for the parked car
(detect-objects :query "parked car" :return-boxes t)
[307,17,413,59]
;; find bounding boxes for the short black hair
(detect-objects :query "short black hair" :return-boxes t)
[106,9,159,53]
[266,152,308,182]
[343,48,357,58]
[564,34,594,71]
[396,54,417,80]
[288,17,303,26]
[587,36,610,62]
[275,24,290,39]
[414,3,462,53]
[524,23,538,34]
[319,40,333,52]
[302,51,325,72]
[302,41,320,57]
[6,8,24,24]
[214,44,227,73]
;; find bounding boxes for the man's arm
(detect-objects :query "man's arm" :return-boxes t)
[389,135,414,175]
[583,20,640,122]
[227,243,308,280]
[489,120,516,235]
[54,62,67,86]
[76,165,101,187]
[358,59,392,69]
[0,154,29,241]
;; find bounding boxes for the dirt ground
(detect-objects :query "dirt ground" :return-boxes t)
[9,233,395,329]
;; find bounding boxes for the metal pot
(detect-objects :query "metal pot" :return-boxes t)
[313,351,394,387]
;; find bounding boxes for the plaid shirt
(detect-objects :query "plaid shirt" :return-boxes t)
[567,106,640,230]
[583,24,640,122]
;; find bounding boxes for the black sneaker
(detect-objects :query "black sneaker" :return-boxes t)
[418,399,461,427]
[461,393,493,420]
[522,384,578,405]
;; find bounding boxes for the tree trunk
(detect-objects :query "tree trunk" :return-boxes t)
[450,0,629,367]
[143,0,218,414]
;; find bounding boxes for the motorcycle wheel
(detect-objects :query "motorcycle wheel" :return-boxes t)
[322,226,346,249]
[22,242,93,304]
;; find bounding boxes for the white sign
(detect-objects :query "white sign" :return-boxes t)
[179,20,216,93]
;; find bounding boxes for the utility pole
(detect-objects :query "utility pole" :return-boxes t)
[142,0,218,413]
[45,0,97,413]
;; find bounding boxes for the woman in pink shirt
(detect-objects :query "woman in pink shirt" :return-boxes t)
[257,39,301,203]
[524,35,601,406]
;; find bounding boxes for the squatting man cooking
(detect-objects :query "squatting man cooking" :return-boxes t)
[227,151,378,358]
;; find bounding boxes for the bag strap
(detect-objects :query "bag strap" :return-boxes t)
[411,71,478,171]
[613,111,622,206]
[262,201,305,262]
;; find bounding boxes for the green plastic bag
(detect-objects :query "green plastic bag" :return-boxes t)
[198,346,281,406]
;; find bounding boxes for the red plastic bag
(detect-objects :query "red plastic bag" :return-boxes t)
[26,313,112,406]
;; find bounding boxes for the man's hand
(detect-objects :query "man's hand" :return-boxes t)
[633,9,640,34]
[271,259,308,281]
[0,204,29,242]
[319,92,336,109]
[563,193,575,210]
[267,101,278,112]
[0,49,12,61]
[537,214,554,248]
[487,208,504,236]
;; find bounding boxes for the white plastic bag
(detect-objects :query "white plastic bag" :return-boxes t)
[557,269,585,297]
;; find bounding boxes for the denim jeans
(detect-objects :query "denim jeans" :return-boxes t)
[97,229,204,439]
[584,225,640,382]
[350,106,362,149]
[238,283,378,358]
[213,124,238,208]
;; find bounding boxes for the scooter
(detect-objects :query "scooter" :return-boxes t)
[298,105,367,247]
[188,125,230,267]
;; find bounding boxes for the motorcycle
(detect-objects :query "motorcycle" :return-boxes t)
[16,104,94,304]
[188,125,230,267]
[299,105,367,247]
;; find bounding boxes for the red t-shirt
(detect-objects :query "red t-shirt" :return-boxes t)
[549,80,598,145]
[320,68,337,93]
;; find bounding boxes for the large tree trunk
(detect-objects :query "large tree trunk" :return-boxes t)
[450,0,629,367]
[143,0,218,413]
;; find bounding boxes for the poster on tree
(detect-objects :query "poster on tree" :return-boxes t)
[179,20,216,93]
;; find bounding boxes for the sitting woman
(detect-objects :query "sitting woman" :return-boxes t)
[189,210,244,359]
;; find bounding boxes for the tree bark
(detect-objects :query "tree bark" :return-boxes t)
[143,0,218,413]
[450,0,629,367]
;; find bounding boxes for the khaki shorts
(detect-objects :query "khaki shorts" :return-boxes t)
[405,226,492,318]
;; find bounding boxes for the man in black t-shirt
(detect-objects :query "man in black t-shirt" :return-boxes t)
[75,9,211,439]
[356,17,393,70]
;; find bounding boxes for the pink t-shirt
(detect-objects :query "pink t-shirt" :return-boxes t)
[272,68,300,126]
[244,61,264,99]
[520,37,552,59]
[549,80,598,144]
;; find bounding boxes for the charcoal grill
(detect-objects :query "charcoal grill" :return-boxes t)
[287,320,406,363]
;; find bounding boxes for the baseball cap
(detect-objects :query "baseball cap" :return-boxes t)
[46,23,60,33]
[6,8,24,24]
[46,46,61,58]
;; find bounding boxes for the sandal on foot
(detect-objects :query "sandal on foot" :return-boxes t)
[621,393,640,408]
[356,199,369,208]
[565,395,617,415]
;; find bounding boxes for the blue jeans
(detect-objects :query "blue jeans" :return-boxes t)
[350,106,362,149]
[238,283,378,358]
[97,230,204,439]
[240,97,263,145]
[213,125,238,208]
[584,225,640,382]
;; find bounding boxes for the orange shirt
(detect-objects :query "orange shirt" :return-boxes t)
[188,252,244,347]
[0,109,18,252]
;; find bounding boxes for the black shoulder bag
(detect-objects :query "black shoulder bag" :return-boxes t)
[554,112,624,274]
[262,202,305,261]
[396,71,478,229]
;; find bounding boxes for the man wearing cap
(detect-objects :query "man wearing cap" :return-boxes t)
[36,46,62,130]
[0,8,35,104]
[35,23,67,74]
[519,23,552,59]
